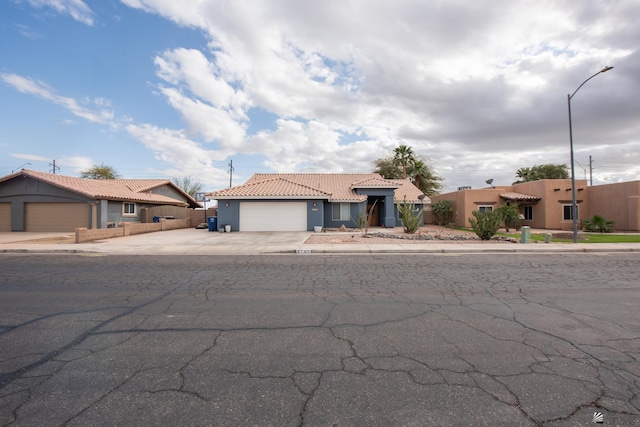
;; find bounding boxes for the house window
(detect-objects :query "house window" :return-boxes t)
[523,206,533,221]
[478,205,493,213]
[123,203,136,216]
[332,203,350,221]
[563,204,577,220]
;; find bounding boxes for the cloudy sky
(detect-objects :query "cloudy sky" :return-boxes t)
[1,0,638,193]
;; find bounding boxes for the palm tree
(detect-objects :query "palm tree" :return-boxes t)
[407,159,444,196]
[513,164,569,184]
[393,145,415,179]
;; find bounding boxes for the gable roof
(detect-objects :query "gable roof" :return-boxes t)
[208,173,429,204]
[205,176,333,200]
[1,170,200,207]
[390,179,431,203]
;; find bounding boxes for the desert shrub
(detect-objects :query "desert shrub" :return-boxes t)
[582,215,615,233]
[432,199,454,226]
[496,204,521,232]
[469,210,502,240]
[397,196,423,234]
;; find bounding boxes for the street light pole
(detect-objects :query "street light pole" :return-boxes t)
[567,66,613,243]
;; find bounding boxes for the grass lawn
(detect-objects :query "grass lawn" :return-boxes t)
[496,231,640,243]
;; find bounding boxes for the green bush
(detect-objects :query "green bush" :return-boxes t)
[397,196,423,234]
[496,204,521,232]
[469,210,502,240]
[582,215,615,233]
[432,199,454,225]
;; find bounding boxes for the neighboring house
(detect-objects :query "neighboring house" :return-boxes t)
[0,169,200,232]
[430,178,640,231]
[207,173,428,232]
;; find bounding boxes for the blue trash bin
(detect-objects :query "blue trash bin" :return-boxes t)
[153,216,163,223]
[207,216,218,232]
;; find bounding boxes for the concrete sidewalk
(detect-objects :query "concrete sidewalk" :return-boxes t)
[1,228,640,255]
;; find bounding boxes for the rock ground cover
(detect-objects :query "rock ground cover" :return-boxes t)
[305,225,515,244]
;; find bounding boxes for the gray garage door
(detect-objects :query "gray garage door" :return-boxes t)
[25,203,89,232]
[239,202,307,231]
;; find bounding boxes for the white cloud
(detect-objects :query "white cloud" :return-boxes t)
[10,153,50,162]
[125,123,231,187]
[20,0,95,25]
[1,73,114,124]
[122,0,639,187]
[6,0,639,190]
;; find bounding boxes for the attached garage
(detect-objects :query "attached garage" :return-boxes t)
[0,203,10,232]
[239,202,307,231]
[25,203,89,232]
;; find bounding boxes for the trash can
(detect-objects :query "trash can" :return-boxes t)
[153,216,163,223]
[521,226,531,244]
[207,216,218,232]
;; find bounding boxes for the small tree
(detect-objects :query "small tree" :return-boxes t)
[432,200,454,226]
[171,176,204,198]
[396,196,423,234]
[80,163,120,179]
[469,210,502,240]
[582,215,615,233]
[356,200,378,237]
[496,204,521,232]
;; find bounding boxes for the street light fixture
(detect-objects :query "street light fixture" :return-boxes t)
[11,162,31,173]
[567,66,613,243]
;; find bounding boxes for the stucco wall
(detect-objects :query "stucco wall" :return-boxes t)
[587,181,640,231]
[511,179,585,230]
[431,179,590,230]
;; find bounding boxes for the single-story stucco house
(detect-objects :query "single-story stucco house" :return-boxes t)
[207,173,429,232]
[430,178,640,231]
[0,169,200,232]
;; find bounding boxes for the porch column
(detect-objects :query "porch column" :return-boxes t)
[383,194,396,228]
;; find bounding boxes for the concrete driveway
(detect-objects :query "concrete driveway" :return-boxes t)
[0,229,314,255]
[2,228,640,255]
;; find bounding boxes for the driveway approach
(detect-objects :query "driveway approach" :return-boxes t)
[1,253,639,425]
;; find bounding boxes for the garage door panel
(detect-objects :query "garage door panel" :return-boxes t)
[25,203,88,232]
[0,203,10,232]
[240,202,307,231]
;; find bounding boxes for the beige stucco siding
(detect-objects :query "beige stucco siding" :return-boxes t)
[587,181,640,231]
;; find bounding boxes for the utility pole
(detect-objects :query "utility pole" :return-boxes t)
[228,159,234,187]
[49,160,60,174]
[589,155,594,186]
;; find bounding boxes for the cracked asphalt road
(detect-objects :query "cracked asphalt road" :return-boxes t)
[0,253,639,426]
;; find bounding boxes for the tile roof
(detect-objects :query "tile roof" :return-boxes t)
[206,177,333,199]
[208,173,429,204]
[390,179,431,204]
[500,192,542,202]
[2,170,198,207]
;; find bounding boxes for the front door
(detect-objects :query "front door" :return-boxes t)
[367,202,380,227]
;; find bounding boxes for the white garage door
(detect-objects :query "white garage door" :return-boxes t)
[240,202,307,231]
[0,203,10,232]
[25,203,89,232]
